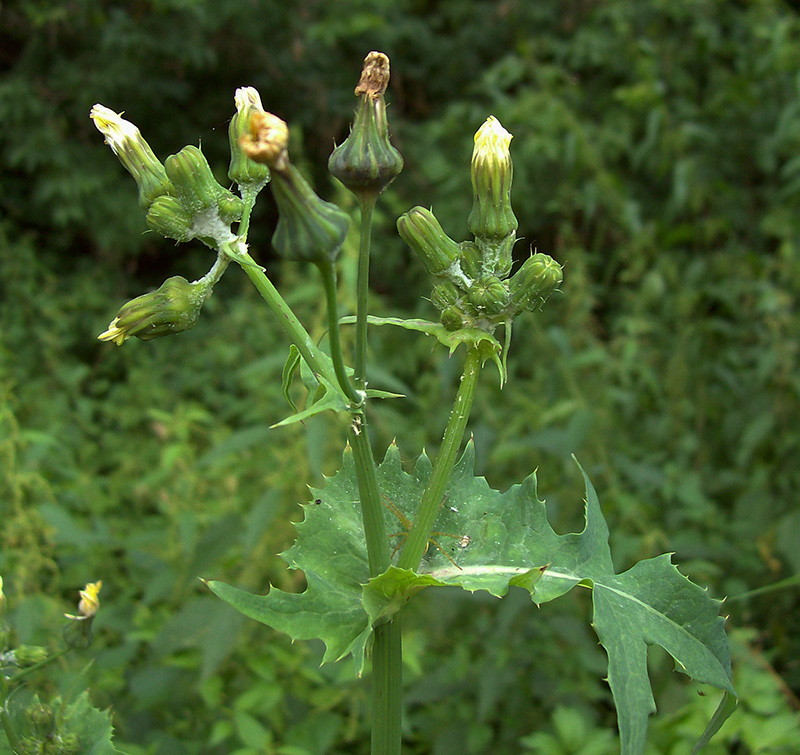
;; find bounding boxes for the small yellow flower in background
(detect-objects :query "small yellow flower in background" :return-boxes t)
[0,575,5,616]
[65,580,102,620]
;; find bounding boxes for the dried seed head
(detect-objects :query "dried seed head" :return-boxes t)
[354,51,390,99]
[329,51,403,198]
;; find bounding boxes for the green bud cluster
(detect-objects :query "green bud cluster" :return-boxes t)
[329,51,404,199]
[397,117,562,334]
[91,104,247,250]
[98,276,211,345]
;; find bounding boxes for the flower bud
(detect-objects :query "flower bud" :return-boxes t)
[467,116,518,241]
[217,194,245,225]
[441,306,465,332]
[98,277,211,345]
[509,253,563,312]
[228,87,272,188]
[270,164,350,264]
[12,645,49,667]
[90,104,173,209]
[328,51,403,198]
[164,145,233,215]
[493,233,515,279]
[397,207,460,276]
[0,575,5,618]
[146,195,194,242]
[430,280,460,310]
[458,241,483,279]
[468,275,510,315]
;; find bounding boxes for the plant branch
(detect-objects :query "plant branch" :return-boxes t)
[397,346,482,571]
[317,260,362,407]
[355,197,376,389]
[228,245,336,387]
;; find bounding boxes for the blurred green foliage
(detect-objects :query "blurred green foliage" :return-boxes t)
[2,0,800,752]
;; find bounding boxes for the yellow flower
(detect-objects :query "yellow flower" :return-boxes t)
[65,580,102,620]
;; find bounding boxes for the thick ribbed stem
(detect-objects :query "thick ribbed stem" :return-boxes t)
[370,619,402,755]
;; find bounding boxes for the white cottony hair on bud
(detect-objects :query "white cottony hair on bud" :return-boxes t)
[90,104,142,155]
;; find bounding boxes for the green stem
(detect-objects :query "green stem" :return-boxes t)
[355,197,376,389]
[370,619,402,755]
[1,674,20,753]
[237,183,264,239]
[230,246,335,387]
[397,346,482,571]
[349,421,389,576]
[317,260,362,407]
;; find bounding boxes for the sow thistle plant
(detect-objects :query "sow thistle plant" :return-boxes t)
[1,579,117,754]
[89,52,736,754]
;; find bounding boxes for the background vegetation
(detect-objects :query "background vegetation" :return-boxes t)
[1,0,799,752]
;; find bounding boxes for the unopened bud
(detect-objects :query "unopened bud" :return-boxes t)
[228,87,271,188]
[458,241,483,279]
[441,306,465,332]
[146,195,194,242]
[468,275,510,315]
[329,51,403,198]
[430,281,460,310]
[270,164,350,264]
[509,253,563,312]
[467,116,518,241]
[217,194,245,225]
[90,104,173,209]
[164,145,234,215]
[397,207,460,276]
[98,277,211,345]
[12,645,49,667]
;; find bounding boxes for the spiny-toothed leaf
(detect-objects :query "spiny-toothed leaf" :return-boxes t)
[60,691,123,755]
[207,441,735,752]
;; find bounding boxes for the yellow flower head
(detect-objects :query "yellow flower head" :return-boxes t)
[65,580,102,620]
